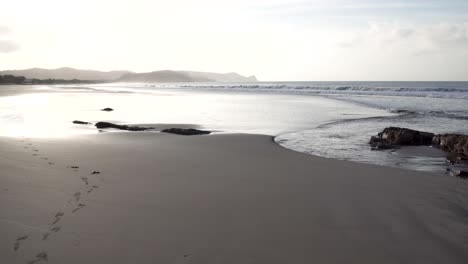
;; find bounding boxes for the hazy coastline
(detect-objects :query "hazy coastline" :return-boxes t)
[0,68,257,84]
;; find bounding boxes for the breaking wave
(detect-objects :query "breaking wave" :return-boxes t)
[177,82,468,99]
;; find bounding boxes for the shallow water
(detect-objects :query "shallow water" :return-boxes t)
[0,86,388,137]
[1,82,467,173]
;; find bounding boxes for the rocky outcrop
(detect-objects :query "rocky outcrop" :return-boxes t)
[432,134,468,157]
[370,127,468,158]
[369,127,434,149]
[72,120,91,125]
[101,108,114,112]
[161,128,211,136]
[369,136,396,150]
[95,122,152,131]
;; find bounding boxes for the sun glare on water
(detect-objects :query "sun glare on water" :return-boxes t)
[0,93,95,138]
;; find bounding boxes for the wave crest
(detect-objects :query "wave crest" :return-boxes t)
[178,83,468,99]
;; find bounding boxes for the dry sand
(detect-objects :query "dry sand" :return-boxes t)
[1,132,468,264]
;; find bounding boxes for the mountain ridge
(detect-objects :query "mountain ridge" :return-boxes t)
[0,68,257,82]
[0,67,132,81]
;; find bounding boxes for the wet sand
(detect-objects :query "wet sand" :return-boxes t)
[1,132,468,263]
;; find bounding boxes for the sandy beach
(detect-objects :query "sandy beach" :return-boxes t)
[1,131,468,264]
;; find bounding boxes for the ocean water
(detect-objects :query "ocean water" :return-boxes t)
[1,81,467,173]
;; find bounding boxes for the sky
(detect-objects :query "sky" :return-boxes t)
[1,0,468,81]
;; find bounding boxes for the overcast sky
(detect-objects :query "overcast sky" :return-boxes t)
[1,0,467,81]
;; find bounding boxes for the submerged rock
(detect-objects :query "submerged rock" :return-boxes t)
[95,122,152,131]
[369,136,397,150]
[432,134,468,157]
[73,120,91,125]
[101,108,114,112]
[449,169,468,179]
[369,127,434,149]
[161,128,211,136]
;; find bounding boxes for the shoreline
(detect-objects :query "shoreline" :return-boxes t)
[0,83,464,174]
[16,84,468,173]
[1,131,468,263]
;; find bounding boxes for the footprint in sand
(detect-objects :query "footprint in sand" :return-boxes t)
[51,212,64,225]
[68,165,80,172]
[72,203,85,213]
[27,252,48,264]
[73,192,81,202]
[43,226,61,239]
[73,239,80,247]
[80,177,89,185]
[13,235,29,251]
[42,233,50,241]
[87,185,99,194]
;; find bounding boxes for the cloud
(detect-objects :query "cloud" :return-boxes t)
[0,40,19,53]
[0,25,19,53]
[251,0,452,16]
[337,21,468,55]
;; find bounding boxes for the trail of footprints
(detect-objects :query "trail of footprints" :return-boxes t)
[14,137,102,263]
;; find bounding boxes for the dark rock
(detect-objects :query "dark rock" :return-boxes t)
[95,122,121,129]
[450,169,468,179]
[369,136,397,150]
[432,134,468,157]
[390,109,416,114]
[369,136,382,145]
[446,158,457,165]
[369,127,434,148]
[101,108,114,112]
[72,120,91,125]
[371,127,468,159]
[95,122,152,131]
[371,143,396,150]
[459,171,468,179]
[161,128,211,136]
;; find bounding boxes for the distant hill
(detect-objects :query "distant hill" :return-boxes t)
[118,70,257,83]
[0,74,26,84]
[0,67,132,81]
[0,68,258,82]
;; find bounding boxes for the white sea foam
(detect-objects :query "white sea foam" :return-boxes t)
[74,81,468,99]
